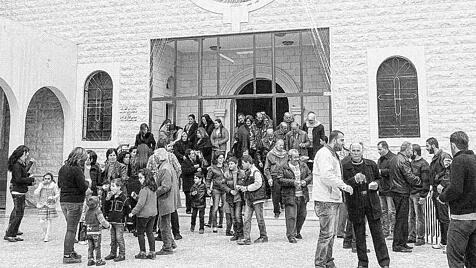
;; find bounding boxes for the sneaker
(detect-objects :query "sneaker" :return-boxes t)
[87,259,95,266]
[63,255,82,264]
[254,237,268,243]
[135,252,147,259]
[174,234,183,240]
[274,213,280,219]
[70,252,82,259]
[190,226,195,232]
[3,236,17,242]
[147,252,156,260]
[403,244,413,250]
[295,234,302,239]
[199,229,204,234]
[415,240,425,246]
[95,259,106,266]
[237,239,252,245]
[156,249,173,255]
[204,223,211,228]
[225,231,234,237]
[104,254,116,260]
[114,255,125,262]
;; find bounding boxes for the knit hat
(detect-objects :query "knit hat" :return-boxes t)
[86,196,100,209]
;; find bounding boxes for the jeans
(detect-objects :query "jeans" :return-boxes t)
[408,194,425,241]
[61,202,83,255]
[243,201,267,241]
[137,216,155,252]
[351,197,390,268]
[87,234,102,260]
[171,210,180,236]
[271,181,282,215]
[343,218,355,246]
[191,207,205,230]
[110,223,125,256]
[184,191,191,213]
[433,195,449,245]
[5,194,26,237]
[379,195,395,237]
[392,194,410,248]
[284,196,307,239]
[446,219,476,268]
[212,192,226,227]
[314,201,339,268]
[229,201,243,238]
[159,213,175,251]
[336,202,348,237]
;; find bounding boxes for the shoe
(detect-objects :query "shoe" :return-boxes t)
[393,246,412,253]
[230,236,239,241]
[114,255,125,262]
[190,226,195,232]
[295,234,302,239]
[204,223,211,228]
[199,229,204,234]
[135,252,147,259]
[432,243,444,249]
[156,249,174,255]
[147,252,156,260]
[174,234,183,240]
[63,255,82,264]
[408,238,416,243]
[71,252,82,259]
[14,237,24,241]
[95,259,106,266]
[237,239,252,245]
[212,227,218,233]
[3,236,17,242]
[415,240,425,246]
[288,238,297,243]
[172,242,178,249]
[217,224,223,228]
[274,213,280,219]
[343,243,352,249]
[226,231,234,237]
[104,254,116,260]
[381,266,389,268]
[87,259,95,266]
[254,237,268,243]
[403,244,413,250]
[155,235,163,241]
[16,231,23,236]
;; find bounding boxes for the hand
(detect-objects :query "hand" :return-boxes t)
[230,190,237,196]
[128,213,133,218]
[320,139,325,145]
[268,179,273,187]
[368,181,378,190]
[131,192,137,198]
[102,184,109,190]
[342,185,353,195]
[354,173,366,184]
[191,191,197,195]
[437,184,444,194]
[300,180,307,187]
[29,158,36,164]
[299,143,305,148]
[418,197,426,205]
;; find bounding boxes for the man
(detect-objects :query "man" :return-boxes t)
[439,131,476,268]
[285,122,311,157]
[264,139,288,218]
[302,111,326,159]
[408,144,430,246]
[276,149,312,243]
[154,148,179,255]
[283,112,294,130]
[237,155,268,245]
[233,113,250,158]
[376,141,396,239]
[388,141,421,253]
[275,122,289,142]
[184,114,198,145]
[343,143,390,268]
[250,112,267,158]
[313,130,353,268]
[426,137,452,251]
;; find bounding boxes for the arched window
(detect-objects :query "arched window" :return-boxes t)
[83,71,113,141]
[377,56,420,138]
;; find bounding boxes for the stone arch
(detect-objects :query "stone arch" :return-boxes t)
[0,77,15,209]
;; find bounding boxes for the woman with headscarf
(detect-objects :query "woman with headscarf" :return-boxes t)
[135,123,156,150]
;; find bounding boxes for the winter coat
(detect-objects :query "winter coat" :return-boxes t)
[10,160,34,194]
[100,161,127,186]
[135,132,156,150]
[377,151,396,196]
[206,164,227,194]
[234,123,250,158]
[131,187,157,218]
[184,122,199,145]
[221,169,245,204]
[410,158,430,197]
[389,152,421,196]
[181,158,198,192]
[156,162,179,216]
[104,192,131,224]
[429,149,452,197]
[190,182,207,209]
[285,129,311,157]
[210,127,229,153]
[276,161,312,205]
[58,165,89,203]
[34,182,60,209]
[89,163,101,196]
[264,148,288,182]
[242,165,267,204]
[302,121,326,159]
[174,140,191,163]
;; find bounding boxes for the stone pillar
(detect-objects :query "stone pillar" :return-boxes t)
[290,105,302,126]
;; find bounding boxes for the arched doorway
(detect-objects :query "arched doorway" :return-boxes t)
[0,88,10,209]
[24,87,64,206]
[235,79,289,125]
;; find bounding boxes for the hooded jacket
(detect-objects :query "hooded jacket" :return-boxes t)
[85,196,110,234]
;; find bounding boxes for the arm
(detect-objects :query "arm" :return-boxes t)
[130,188,147,215]
[53,183,61,200]
[120,163,128,181]
[440,158,465,202]
[11,164,34,185]
[34,183,42,196]
[97,211,111,229]
[218,128,229,146]
[419,164,430,198]
[205,169,213,190]
[315,153,348,190]
[245,170,263,192]
[400,159,421,185]
[277,167,297,187]
[302,164,312,186]
[156,170,172,197]
[263,154,273,181]
[301,132,311,148]
[75,167,89,193]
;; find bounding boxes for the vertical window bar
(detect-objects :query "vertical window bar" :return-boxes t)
[299,31,304,126]
[253,34,257,95]
[149,41,154,129]
[271,33,276,127]
[173,40,178,125]
[217,37,220,96]
[198,38,203,116]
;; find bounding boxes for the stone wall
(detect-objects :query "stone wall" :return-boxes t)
[0,90,10,209]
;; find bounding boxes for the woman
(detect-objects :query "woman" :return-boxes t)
[206,152,227,233]
[199,114,214,137]
[4,145,35,242]
[174,131,190,163]
[118,151,132,176]
[159,119,173,142]
[58,147,90,264]
[135,123,156,150]
[194,127,212,165]
[87,150,101,196]
[100,148,128,187]
[210,119,229,160]
[181,149,201,214]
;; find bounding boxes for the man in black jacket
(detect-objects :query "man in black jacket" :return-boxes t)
[439,131,476,268]
[302,112,326,159]
[389,141,421,253]
[343,143,390,268]
[377,141,396,239]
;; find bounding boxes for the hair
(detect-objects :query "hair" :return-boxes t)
[328,130,344,144]
[185,149,193,159]
[288,149,300,157]
[241,155,253,164]
[139,123,149,133]
[412,144,421,156]
[212,151,225,165]
[196,127,209,139]
[426,137,439,149]
[156,139,167,149]
[279,122,288,129]
[200,114,213,127]
[400,141,412,152]
[349,142,364,151]
[214,118,224,137]
[43,172,55,183]
[117,151,130,164]
[136,144,151,169]
[245,115,254,124]
[160,119,171,131]
[227,156,239,164]
[7,145,30,171]
[65,147,89,167]
[111,178,124,188]
[450,131,469,150]
[129,146,137,153]
[188,114,196,120]
[106,148,118,160]
[87,150,98,165]
[237,113,245,119]
[377,141,389,150]
[138,168,157,192]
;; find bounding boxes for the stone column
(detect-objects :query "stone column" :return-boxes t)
[290,105,302,126]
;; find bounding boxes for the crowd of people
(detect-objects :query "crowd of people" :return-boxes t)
[3,110,476,268]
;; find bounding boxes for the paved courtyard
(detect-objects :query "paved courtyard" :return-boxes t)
[0,209,448,268]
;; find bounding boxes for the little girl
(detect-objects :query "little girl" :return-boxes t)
[129,168,158,260]
[34,172,60,242]
[190,172,206,234]
[84,196,110,266]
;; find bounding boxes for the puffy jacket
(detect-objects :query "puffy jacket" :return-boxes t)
[206,164,227,194]
[276,161,312,204]
[389,152,421,196]
[377,151,396,196]
[190,182,207,209]
[285,129,311,157]
[104,192,131,224]
[242,165,267,204]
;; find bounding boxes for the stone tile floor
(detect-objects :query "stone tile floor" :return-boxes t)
[0,209,448,268]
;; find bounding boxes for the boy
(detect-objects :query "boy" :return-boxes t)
[190,172,207,234]
[84,196,110,266]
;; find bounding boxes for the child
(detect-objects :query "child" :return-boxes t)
[190,172,207,234]
[129,168,158,260]
[34,172,60,242]
[84,196,110,266]
[103,178,131,262]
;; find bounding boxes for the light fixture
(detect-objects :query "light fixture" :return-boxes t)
[282,40,294,46]
[210,45,221,51]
